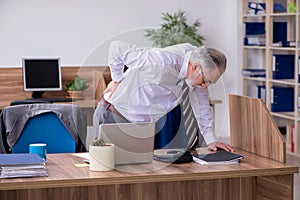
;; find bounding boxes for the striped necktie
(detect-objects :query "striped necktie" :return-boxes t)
[181,81,205,149]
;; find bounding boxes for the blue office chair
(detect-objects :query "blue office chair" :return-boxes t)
[0,103,87,154]
[12,112,76,153]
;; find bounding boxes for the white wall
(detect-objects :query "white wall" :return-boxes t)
[0,0,242,139]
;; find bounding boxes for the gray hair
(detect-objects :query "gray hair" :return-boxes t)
[190,46,227,74]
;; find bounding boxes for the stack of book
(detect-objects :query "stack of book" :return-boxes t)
[192,150,244,165]
[247,2,266,15]
[242,68,266,77]
[244,22,266,46]
[0,153,48,179]
[247,2,287,15]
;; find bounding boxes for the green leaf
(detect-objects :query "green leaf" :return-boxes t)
[66,75,88,91]
[144,10,204,47]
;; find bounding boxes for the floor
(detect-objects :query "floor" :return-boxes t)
[286,152,300,199]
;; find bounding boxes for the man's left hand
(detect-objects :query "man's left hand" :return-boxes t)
[208,142,234,152]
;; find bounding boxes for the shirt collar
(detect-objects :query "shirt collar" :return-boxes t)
[179,50,192,79]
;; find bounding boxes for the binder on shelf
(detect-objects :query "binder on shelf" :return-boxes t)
[273,22,287,45]
[245,22,265,35]
[242,68,266,77]
[298,57,300,83]
[291,125,295,152]
[257,85,266,103]
[298,96,300,111]
[272,54,295,80]
[271,86,294,112]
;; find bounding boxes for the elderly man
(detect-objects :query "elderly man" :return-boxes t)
[93,41,233,152]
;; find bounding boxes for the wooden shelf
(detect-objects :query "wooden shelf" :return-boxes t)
[270,79,297,86]
[243,76,266,82]
[269,13,297,16]
[243,45,267,49]
[271,112,300,121]
[242,0,300,155]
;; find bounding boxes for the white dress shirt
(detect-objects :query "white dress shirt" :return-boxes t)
[105,41,216,144]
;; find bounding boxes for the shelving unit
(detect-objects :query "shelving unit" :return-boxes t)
[242,0,300,154]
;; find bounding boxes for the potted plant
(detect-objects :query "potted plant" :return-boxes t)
[89,137,115,171]
[144,9,205,47]
[66,75,88,100]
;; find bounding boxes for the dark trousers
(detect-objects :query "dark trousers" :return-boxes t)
[154,105,187,149]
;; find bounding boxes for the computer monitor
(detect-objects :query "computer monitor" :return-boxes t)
[22,58,62,98]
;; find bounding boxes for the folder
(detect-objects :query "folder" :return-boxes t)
[271,86,294,112]
[298,57,300,83]
[272,54,295,79]
[291,125,295,152]
[257,85,266,103]
[273,22,287,44]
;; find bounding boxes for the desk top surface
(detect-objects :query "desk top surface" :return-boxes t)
[0,149,298,191]
[1,99,222,110]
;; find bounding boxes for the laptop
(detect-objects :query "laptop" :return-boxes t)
[99,122,155,165]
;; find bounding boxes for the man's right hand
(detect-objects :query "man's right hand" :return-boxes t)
[103,81,120,99]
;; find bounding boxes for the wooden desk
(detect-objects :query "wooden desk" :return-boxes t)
[0,150,298,200]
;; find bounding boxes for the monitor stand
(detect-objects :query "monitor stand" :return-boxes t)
[31,91,45,99]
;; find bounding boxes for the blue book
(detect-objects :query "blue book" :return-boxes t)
[0,153,47,178]
[0,153,45,166]
[248,2,266,15]
[272,54,294,79]
[242,69,266,77]
[245,22,265,36]
[274,3,287,13]
[271,86,294,112]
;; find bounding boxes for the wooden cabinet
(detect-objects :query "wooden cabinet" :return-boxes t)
[242,0,300,154]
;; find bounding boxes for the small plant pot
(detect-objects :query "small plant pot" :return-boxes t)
[89,144,115,171]
[67,91,84,100]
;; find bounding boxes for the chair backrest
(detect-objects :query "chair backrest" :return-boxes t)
[12,112,76,153]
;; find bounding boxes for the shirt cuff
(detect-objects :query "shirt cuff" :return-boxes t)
[202,131,217,145]
[111,73,123,82]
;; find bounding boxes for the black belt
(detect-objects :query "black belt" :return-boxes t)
[99,97,125,119]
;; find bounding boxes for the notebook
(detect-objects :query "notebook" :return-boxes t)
[192,150,244,165]
[99,122,155,165]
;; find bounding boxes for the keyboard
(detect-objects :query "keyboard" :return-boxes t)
[29,97,75,103]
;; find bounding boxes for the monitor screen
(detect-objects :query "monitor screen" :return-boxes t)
[22,58,62,92]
